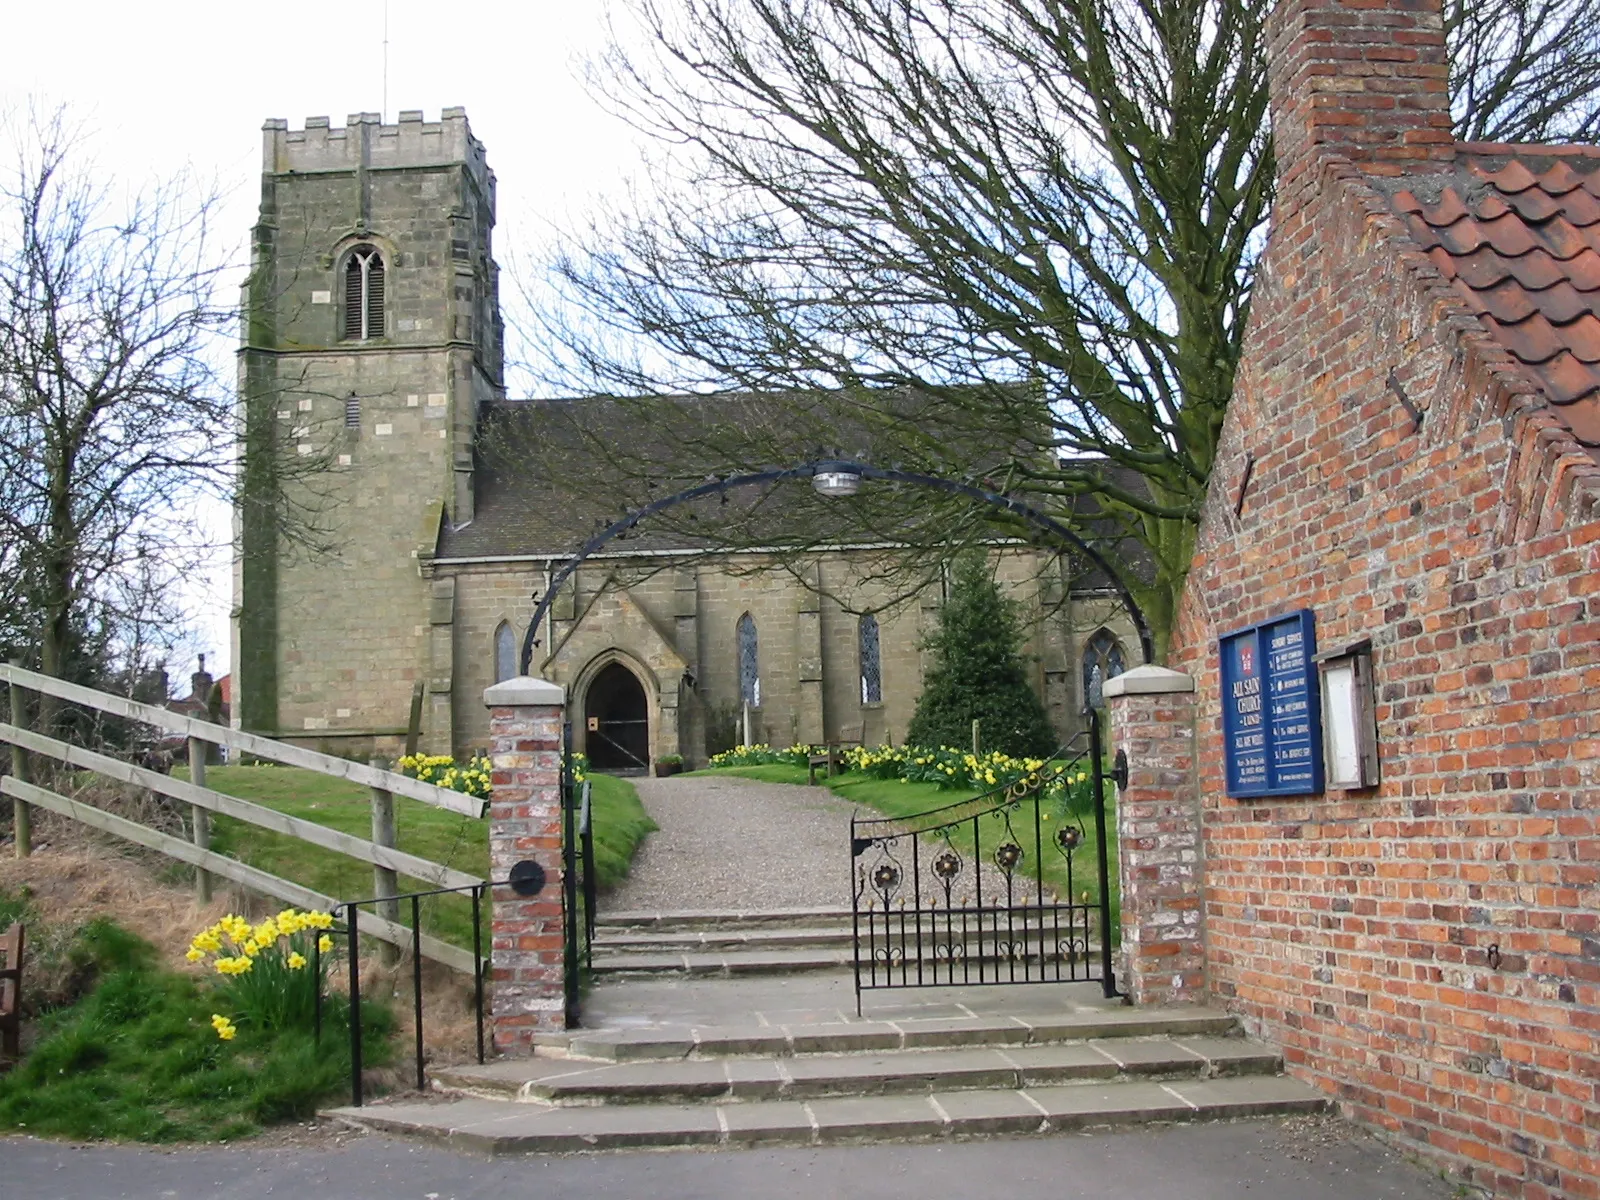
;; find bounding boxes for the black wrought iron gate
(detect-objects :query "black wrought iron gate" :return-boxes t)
[560,722,598,1027]
[849,709,1118,1010]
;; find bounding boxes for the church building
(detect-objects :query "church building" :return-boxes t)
[232,110,1137,767]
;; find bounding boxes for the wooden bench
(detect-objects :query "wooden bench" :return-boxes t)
[0,922,22,1068]
[808,724,865,785]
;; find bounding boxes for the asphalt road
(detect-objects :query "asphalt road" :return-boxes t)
[0,1116,1467,1200]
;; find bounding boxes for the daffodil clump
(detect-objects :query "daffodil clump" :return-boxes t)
[707,743,819,769]
[189,908,337,1037]
[398,752,494,798]
[842,743,1094,806]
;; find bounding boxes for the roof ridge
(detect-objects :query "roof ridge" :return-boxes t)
[1456,142,1600,161]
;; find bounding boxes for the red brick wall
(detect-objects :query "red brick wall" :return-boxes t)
[1171,155,1600,1199]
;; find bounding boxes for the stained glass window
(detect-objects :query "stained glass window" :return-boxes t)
[737,613,760,706]
[859,614,882,704]
[494,621,516,684]
[1083,629,1126,709]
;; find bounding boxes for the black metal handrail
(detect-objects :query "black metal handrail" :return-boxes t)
[320,878,499,1108]
[579,781,597,970]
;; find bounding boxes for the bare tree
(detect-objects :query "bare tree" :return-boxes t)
[0,107,233,713]
[1449,0,1600,142]
[534,0,1600,655]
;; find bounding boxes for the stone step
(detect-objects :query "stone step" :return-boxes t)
[592,927,855,953]
[329,1074,1328,1153]
[533,1005,1240,1062]
[590,948,850,977]
[590,944,1106,979]
[593,907,854,933]
[432,1036,1281,1106]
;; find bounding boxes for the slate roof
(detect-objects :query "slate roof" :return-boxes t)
[1384,146,1600,450]
[435,395,1152,583]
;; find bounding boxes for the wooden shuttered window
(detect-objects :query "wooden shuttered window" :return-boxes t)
[342,246,385,340]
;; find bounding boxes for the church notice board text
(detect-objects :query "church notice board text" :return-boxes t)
[1219,609,1324,798]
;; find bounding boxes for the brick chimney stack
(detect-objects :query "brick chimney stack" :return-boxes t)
[1267,0,1455,183]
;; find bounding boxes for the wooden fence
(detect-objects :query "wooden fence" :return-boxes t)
[0,663,483,974]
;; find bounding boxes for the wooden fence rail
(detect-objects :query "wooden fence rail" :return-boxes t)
[0,722,481,892]
[0,663,485,974]
[1,777,476,974]
[0,664,484,818]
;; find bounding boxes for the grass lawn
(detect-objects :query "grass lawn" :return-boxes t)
[691,763,1119,920]
[0,913,391,1142]
[174,766,655,948]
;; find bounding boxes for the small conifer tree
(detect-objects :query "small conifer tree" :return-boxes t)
[906,556,1057,758]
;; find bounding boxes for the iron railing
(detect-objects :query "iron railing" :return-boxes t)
[849,708,1118,1010]
[327,880,493,1108]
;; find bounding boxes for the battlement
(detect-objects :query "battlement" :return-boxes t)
[261,108,493,194]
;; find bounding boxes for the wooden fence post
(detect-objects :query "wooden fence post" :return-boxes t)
[8,661,30,859]
[188,735,212,902]
[370,756,400,966]
[404,680,425,759]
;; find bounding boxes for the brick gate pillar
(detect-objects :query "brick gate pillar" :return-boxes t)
[1102,665,1205,1005]
[483,676,567,1052]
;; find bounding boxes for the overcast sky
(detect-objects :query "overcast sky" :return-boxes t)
[3,0,649,678]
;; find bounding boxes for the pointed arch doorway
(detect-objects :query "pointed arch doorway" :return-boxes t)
[585,662,650,773]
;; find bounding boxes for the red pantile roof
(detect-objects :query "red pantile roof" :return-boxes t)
[1385,146,1600,450]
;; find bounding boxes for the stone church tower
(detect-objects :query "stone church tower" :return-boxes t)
[234,110,1141,765]
[234,110,503,746]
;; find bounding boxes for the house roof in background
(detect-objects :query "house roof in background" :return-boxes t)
[434,396,1151,588]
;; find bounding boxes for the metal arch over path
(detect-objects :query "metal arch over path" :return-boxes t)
[519,458,1155,674]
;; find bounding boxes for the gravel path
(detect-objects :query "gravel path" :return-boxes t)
[609,775,1048,915]
[610,776,859,911]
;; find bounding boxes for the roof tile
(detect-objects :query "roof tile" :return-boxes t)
[1534,282,1593,325]
[1484,314,1568,365]
[1476,192,1513,220]
[1379,147,1600,451]
[1540,351,1600,408]
[1420,188,1470,226]
[1502,186,1563,223]
[1478,278,1539,323]
[1540,160,1586,196]
[1566,313,1600,362]
[1534,216,1590,261]
[1482,159,1540,194]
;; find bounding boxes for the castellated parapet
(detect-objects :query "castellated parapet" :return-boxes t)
[261,109,494,201]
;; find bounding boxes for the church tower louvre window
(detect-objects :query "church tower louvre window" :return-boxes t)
[343,245,385,340]
[859,614,882,705]
[737,613,760,707]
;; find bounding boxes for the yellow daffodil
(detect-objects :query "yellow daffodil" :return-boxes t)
[318,934,334,953]
[185,948,204,963]
[287,952,307,970]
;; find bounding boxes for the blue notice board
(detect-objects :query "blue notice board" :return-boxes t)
[1219,609,1324,798]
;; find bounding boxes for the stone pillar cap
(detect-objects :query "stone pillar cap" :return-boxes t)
[484,676,566,708]
[1103,664,1195,699]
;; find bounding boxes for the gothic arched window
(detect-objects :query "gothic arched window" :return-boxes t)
[1082,629,1126,710]
[343,245,385,340]
[859,614,883,705]
[494,621,517,684]
[737,613,761,707]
